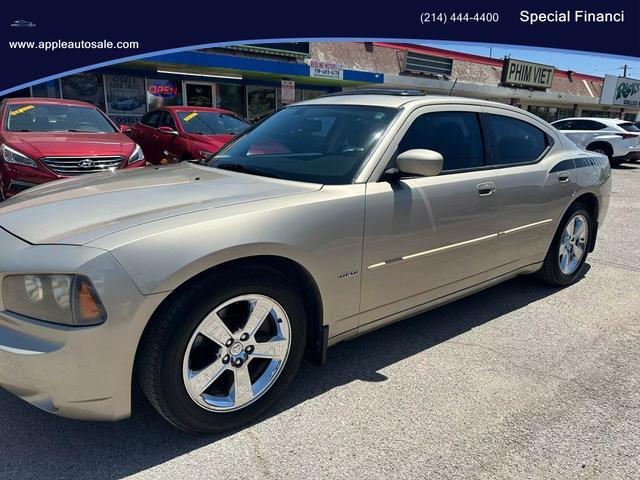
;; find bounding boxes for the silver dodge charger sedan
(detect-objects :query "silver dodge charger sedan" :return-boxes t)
[0,91,610,433]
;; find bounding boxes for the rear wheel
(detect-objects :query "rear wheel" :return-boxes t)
[137,265,307,433]
[538,203,593,286]
[587,143,620,167]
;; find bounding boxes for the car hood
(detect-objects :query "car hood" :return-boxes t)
[0,163,320,245]
[1,131,135,158]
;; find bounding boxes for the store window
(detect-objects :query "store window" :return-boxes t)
[105,75,146,116]
[484,114,548,165]
[398,112,485,171]
[32,80,61,99]
[60,73,106,111]
[303,90,328,101]
[527,105,574,123]
[0,87,32,103]
[246,86,276,122]
[580,110,618,119]
[146,79,183,110]
[216,84,245,116]
[186,83,214,107]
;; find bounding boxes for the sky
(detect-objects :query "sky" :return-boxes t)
[423,41,640,78]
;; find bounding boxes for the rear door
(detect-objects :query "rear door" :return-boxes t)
[482,108,570,266]
[360,106,503,328]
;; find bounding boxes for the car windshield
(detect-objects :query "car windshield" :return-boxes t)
[209,104,398,184]
[4,103,117,133]
[619,122,640,132]
[177,111,249,135]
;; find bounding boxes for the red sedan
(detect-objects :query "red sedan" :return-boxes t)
[0,97,145,199]
[128,106,250,164]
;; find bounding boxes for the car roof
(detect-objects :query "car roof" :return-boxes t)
[2,97,96,108]
[300,92,529,113]
[553,117,626,124]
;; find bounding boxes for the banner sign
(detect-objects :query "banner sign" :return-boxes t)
[600,74,640,107]
[310,61,343,80]
[281,80,296,104]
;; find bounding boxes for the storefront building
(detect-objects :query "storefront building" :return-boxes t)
[6,42,638,125]
[311,42,640,122]
[5,43,384,126]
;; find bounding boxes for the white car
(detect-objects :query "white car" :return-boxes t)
[551,117,640,166]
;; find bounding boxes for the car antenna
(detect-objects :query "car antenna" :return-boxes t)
[448,77,459,96]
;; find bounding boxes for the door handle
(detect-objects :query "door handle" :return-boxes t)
[558,171,570,183]
[477,182,496,196]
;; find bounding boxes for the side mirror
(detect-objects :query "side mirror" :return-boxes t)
[158,126,178,135]
[396,149,443,177]
[119,124,132,133]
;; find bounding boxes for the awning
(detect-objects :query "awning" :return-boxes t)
[121,50,383,86]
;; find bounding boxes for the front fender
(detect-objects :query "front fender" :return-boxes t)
[89,185,367,332]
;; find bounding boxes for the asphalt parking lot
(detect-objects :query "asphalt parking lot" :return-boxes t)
[1,166,639,480]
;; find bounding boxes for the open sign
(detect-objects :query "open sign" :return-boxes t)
[148,80,179,98]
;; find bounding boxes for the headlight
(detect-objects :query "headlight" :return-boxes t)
[199,150,214,160]
[3,274,107,326]
[0,143,37,167]
[128,144,145,165]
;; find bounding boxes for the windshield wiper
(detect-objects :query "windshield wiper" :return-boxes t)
[215,163,282,179]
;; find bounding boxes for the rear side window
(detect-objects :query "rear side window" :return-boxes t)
[398,111,484,171]
[553,119,605,131]
[484,114,549,166]
[141,110,162,128]
[619,122,640,132]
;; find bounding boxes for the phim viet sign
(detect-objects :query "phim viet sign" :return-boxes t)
[501,58,555,90]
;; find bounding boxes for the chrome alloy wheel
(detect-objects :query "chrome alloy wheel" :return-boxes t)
[182,294,291,412]
[558,214,588,275]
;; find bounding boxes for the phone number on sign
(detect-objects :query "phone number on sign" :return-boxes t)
[419,12,499,24]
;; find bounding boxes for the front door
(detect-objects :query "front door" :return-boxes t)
[360,107,503,328]
[155,110,180,163]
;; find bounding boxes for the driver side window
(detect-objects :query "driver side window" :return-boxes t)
[159,111,177,130]
[398,111,485,172]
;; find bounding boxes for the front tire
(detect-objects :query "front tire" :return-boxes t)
[538,203,593,286]
[137,265,307,433]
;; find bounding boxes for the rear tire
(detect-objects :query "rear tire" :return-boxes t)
[587,143,619,167]
[538,203,593,287]
[137,264,307,433]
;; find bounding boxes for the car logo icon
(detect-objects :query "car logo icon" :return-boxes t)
[78,159,95,168]
[11,20,36,28]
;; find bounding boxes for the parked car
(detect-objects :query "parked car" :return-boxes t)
[0,91,610,433]
[0,97,145,199]
[128,107,249,164]
[551,117,640,166]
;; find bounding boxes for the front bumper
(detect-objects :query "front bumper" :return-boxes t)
[0,229,167,420]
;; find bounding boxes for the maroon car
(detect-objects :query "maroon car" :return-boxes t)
[0,98,145,199]
[128,106,249,164]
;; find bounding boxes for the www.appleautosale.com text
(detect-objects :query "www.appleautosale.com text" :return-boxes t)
[8,40,140,51]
